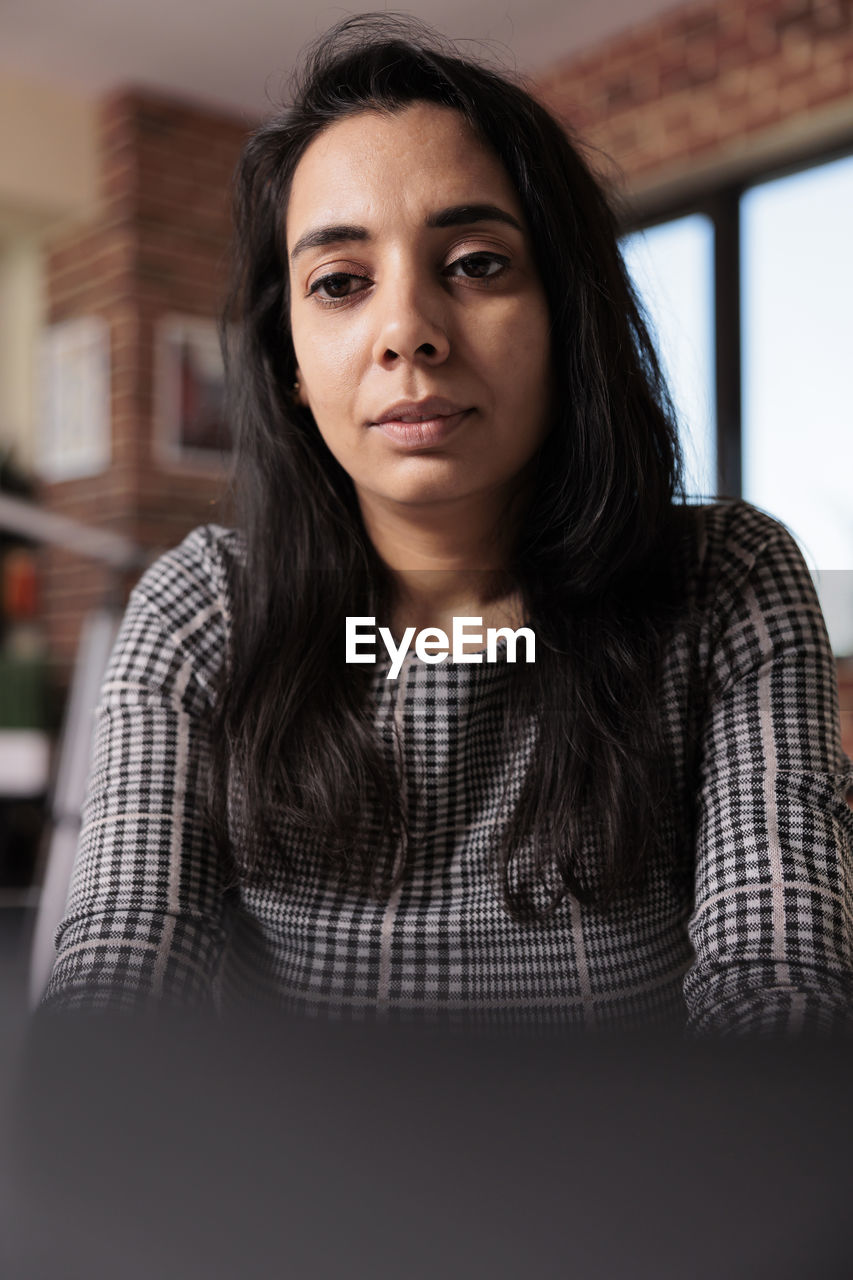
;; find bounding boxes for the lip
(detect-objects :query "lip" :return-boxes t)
[368,398,473,447]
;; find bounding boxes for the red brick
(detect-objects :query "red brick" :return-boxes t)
[38,87,251,678]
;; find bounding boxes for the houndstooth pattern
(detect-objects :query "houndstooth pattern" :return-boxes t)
[43,501,853,1033]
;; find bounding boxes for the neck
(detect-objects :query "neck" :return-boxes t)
[358,488,525,634]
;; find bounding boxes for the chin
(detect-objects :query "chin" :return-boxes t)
[363,461,475,506]
[388,477,484,508]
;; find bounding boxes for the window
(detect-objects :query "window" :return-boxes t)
[742,156,853,656]
[622,148,853,656]
[621,214,716,499]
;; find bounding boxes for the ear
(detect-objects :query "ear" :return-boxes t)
[293,366,310,408]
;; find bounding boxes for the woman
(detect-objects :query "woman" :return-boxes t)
[43,16,853,1032]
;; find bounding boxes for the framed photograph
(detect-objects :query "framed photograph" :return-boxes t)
[155,315,230,468]
[38,316,111,482]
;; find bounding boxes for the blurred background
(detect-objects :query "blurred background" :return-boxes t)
[0,0,851,995]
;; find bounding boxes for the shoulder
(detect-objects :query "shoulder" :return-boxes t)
[108,524,245,704]
[665,500,828,689]
[678,498,812,613]
[691,497,799,566]
[676,500,836,706]
[133,523,244,620]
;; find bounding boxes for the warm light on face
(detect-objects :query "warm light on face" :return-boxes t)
[286,103,553,529]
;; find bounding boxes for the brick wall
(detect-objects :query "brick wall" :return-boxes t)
[535,0,853,768]
[40,91,251,682]
[537,0,853,195]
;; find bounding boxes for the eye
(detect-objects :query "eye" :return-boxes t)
[444,251,509,282]
[307,272,371,305]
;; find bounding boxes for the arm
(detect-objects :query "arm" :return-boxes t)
[41,534,232,1013]
[683,504,853,1035]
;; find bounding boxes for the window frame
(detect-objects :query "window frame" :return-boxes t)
[621,134,853,500]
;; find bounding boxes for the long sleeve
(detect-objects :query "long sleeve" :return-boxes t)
[42,529,234,1013]
[683,504,853,1035]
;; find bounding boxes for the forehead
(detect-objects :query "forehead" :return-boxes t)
[285,102,523,244]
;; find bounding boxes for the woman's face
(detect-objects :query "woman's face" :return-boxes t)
[286,102,552,524]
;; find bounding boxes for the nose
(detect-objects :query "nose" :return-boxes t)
[371,271,450,369]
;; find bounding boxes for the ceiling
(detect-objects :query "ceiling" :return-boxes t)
[0,0,682,118]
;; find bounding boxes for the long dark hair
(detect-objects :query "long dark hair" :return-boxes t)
[212,14,692,921]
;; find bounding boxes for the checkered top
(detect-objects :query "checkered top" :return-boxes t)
[43,501,853,1033]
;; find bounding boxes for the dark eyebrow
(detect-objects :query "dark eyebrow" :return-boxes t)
[426,203,524,233]
[290,224,370,262]
[289,204,524,264]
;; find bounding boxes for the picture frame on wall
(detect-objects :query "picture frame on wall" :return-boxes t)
[38,316,111,482]
[154,315,230,469]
